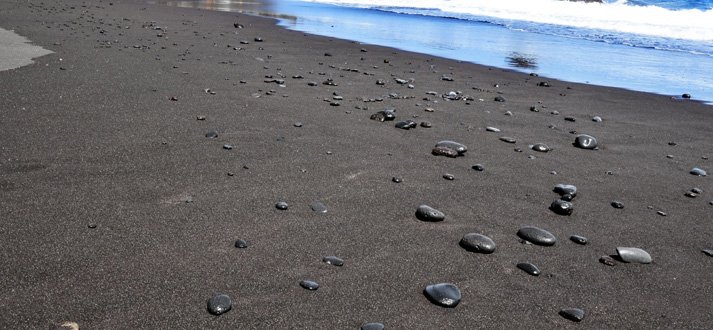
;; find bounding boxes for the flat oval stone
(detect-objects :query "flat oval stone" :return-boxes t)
[300,280,320,290]
[531,143,550,152]
[322,256,344,266]
[415,205,445,222]
[690,167,707,176]
[423,283,461,308]
[592,116,602,122]
[432,146,459,158]
[459,233,496,254]
[275,201,289,210]
[361,322,385,330]
[559,308,586,322]
[205,131,218,139]
[392,176,402,183]
[234,239,248,248]
[223,144,233,150]
[517,262,540,276]
[435,140,467,154]
[517,226,556,246]
[570,235,588,245]
[574,134,598,149]
[207,294,232,315]
[499,136,516,144]
[553,184,577,197]
[310,201,328,213]
[443,173,455,180]
[550,199,574,216]
[600,255,616,266]
[472,164,485,171]
[616,247,652,264]
[395,120,417,129]
[486,126,501,132]
[611,201,624,209]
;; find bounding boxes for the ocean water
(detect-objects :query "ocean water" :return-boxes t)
[152,0,713,103]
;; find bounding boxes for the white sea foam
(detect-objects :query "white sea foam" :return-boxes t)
[305,0,713,41]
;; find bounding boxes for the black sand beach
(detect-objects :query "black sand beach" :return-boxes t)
[1,0,712,328]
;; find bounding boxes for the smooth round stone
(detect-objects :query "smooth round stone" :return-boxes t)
[443,173,455,180]
[435,140,467,154]
[310,201,328,213]
[550,199,574,216]
[690,167,707,176]
[691,187,703,194]
[205,131,218,139]
[300,280,320,290]
[415,205,446,222]
[570,235,588,245]
[611,201,624,209]
[322,256,344,266]
[494,96,506,102]
[472,164,485,171]
[559,308,586,322]
[395,120,417,129]
[485,126,501,132]
[234,239,248,248]
[517,226,556,246]
[432,146,459,158]
[531,143,550,152]
[592,116,602,122]
[616,247,652,264]
[499,136,516,144]
[459,233,496,254]
[420,121,432,128]
[517,262,540,276]
[423,283,461,308]
[275,201,289,210]
[560,194,574,202]
[207,294,232,315]
[223,144,233,150]
[392,176,402,183]
[553,184,577,197]
[574,134,598,149]
[361,322,385,330]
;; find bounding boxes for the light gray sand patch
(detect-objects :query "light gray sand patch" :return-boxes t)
[0,28,53,71]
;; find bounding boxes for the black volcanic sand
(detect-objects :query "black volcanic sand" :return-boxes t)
[1,0,712,328]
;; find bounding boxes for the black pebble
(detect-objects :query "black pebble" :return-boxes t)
[361,323,385,330]
[420,121,432,128]
[599,255,616,266]
[517,226,556,246]
[459,233,496,254]
[87,223,97,229]
[550,199,574,216]
[205,131,218,138]
[423,283,461,308]
[702,249,713,257]
[275,201,288,210]
[300,280,320,290]
[499,137,516,144]
[472,164,485,171]
[559,308,586,322]
[310,201,328,213]
[207,294,232,315]
[494,96,506,102]
[322,256,344,266]
[611,201,624,209]
[569,235,588,245]
[395,120,417,129]
[443,173,455,180]
[415,205,446,222]
[234,239,248,248]
[517,262,540,276]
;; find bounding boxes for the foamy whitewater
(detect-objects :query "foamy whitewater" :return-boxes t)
[306,0,713,55]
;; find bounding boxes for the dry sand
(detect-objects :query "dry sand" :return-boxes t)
[1,0,712,328]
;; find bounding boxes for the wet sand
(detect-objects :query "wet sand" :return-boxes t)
[1,0,712,328]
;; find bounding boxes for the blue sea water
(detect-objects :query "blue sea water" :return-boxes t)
[152,0,713,103]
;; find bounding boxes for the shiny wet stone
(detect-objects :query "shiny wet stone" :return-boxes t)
[300,280,320,290]
[702,249,713,257]
[207,294,232,315]
[486,126,501,132]
[459,233,496,254]
[275,201,289,210]
[443,173,455,180]
[322,256,344,266]
[415,205,446,222]
[553,184,577,198]
[611,201,624,209]
[234,239,248,248]
[690,167,707,176]
[559,308,586,322]
[310,201,328,213]
[423,283,461,308]
[370,110,396,122]
[531,143,550,152]
[435,140,467,154]
[550,199,574,216]
[392,176,402,183]
[499,137,516,144]
[517,226,556,246]
[205,131,218,139]
[361,322,385,330]
[570,235,588,245]
[395,120,417,129]
[616,247,652,264]
[517,262,540,276]
[574,134,598,149]
[223,144,233,150]
[472,164,485,171]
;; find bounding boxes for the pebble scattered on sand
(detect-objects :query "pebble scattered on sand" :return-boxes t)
[574,134,598,149]
[234,239,248,248]
[459,233,496,254]
[276,201,289,210]
[500,136,516,144]
[600,255,616,266]
[554,184,577,197]
[616,247,652,264]
[361,323,385,330]
[392,176,402,183]
[517,262,541,276]
[300,280,320,290]
[592,116,602,122]
[310,201,328,213]
[472,164,485,171]
[443,173,455,180]
[486,126,501,132]
[702,249,713,257]
[207,294,232,315]
[570,235,588,245]
[395,120,417,129]
[550,199,574,215]
[223,144,233,150]
[370,110,396,122]
[415,205,446,222]
[423,283,461,308]
[517,226,557,246]
[531,143,550,152]
[435,140,468,154]
[559,308,586,322]
[205,131,218,139]
[611,201,625,209]
[690,167,707,176]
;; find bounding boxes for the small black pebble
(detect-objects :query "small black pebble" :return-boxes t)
[207,294,232,315]
[517,262,541,276]
[559,308,586,322]
[275,201,289,210]
[322,256,344,266]
[87,223,97,229]
[570,235,588,245]
[360,323,385,330]
[472,164,484,171]
[392,177,402,183]
[600,255,616,266]
[234,239,248,248]
[611,201,624,209]
[300,280,319,290]
[443,173,455,180]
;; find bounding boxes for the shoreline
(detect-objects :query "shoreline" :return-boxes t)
[1,0,712,328]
